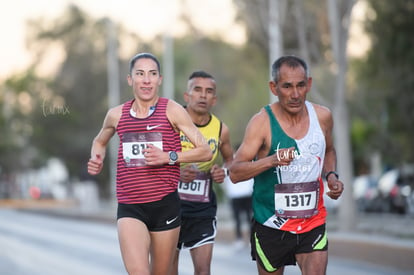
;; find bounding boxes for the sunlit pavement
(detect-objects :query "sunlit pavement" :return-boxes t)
[3,198,414,272]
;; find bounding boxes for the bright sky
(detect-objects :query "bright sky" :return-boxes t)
[0,0,245,79]
[1,0,370,80]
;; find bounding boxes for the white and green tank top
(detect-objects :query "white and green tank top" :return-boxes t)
[253,101,327,233]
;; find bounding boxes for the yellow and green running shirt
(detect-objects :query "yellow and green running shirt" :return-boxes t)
[253,101,327,233]
[180,114,221,172]
[179,113,222,217]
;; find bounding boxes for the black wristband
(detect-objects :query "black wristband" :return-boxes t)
[325,171,339,181]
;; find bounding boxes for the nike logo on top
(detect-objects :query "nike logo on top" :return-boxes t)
[166,216,178,225]
[146,124,161,130]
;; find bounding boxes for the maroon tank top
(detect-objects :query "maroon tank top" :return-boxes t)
[116,97,181,203]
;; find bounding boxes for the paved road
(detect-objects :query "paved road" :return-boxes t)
[0,207,413,274]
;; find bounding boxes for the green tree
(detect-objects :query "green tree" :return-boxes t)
[0,5,143,197]
[1,4,272,199]
[352,0,414,166]
[0,69,45,173]
[28,6,114,195]
[172,36,269,144]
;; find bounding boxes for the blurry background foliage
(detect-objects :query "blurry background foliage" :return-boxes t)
[0,0,413,198]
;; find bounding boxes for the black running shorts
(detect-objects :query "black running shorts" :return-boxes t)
[177,217,217,250]
[251,221,328,272]
[117,191,181,231]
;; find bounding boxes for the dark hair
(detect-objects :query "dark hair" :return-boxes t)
[188,70,215,80]
[129,53,161,74]
[271,55,308,82]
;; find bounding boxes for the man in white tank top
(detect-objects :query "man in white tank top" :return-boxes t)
[230,55,344,275]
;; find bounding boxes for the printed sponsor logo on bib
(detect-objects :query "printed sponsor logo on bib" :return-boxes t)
[274,181,319,219]
[178,172,211,202]
[122,132,163,167]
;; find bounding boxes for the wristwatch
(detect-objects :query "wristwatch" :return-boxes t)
[168,151,178,165]
[325,171,339,181]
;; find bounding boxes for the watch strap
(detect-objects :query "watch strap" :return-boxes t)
[325,171,339,181]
